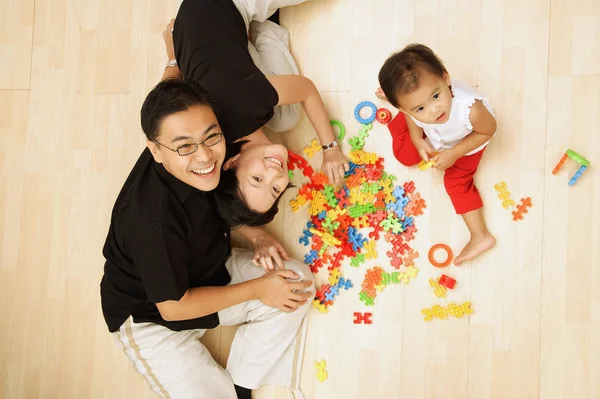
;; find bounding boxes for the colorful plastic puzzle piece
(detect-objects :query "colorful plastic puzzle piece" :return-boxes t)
[512,197,532,221]
[315,360,328,382]
[353,312,373,324]
[429,278,447,298]
[421,302,473,321]
[438,274,456,289]
[303,139,321,159]
[553,149,590,186]
[494,181,515,209]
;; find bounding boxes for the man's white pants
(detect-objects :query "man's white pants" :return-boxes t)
[113,249,315,398]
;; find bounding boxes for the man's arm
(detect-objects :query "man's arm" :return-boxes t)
[156,281,256,321]
[157,270,313,321]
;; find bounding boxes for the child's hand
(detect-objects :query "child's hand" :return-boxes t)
[414,139,435,162]
[431,149,459,171]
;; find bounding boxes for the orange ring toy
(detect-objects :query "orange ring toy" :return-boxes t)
[428,244,453,267]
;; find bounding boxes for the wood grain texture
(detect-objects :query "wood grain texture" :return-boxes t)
[0,0,598,398]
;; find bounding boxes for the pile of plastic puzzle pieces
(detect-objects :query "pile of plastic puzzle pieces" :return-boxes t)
[288,147,427,313]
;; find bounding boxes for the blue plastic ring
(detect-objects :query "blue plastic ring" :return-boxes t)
[354,101,377,124]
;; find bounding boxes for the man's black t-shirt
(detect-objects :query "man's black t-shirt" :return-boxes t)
[173,0,279,141]
[100,149,231,333]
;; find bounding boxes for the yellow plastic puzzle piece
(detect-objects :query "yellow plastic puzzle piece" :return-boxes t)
[303,139,321,159]
[312,299,328,313]
[349,149,378,164]
[290,195,307,212]
[315,360,328,382]
[494,181,515,209]
[418,152,438,170]
[429,278,447,298]
[309,228,341,246]
[398,266,419,283]
[309,192,327,216]
[328,268,341,285]
[418,159,435,170]
[421,301,473,321]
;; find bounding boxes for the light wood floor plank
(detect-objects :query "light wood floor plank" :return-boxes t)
[1,0,599,398]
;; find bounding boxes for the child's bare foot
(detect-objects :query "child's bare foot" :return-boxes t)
[454,233,496,265]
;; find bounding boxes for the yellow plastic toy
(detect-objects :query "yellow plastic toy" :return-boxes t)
[303,139,321,159]
[421,301,473,321]
[494,181,515,209]
[418,152,438,170]
[429,278,447,298]
[289,195,308,212]
[315,360,328,382]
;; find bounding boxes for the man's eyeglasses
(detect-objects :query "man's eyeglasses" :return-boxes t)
[152,133,224,156]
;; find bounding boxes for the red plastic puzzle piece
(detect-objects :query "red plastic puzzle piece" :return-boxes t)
[353,312,373,324]
[402,225,417,241]
[402,248,419,267]
[311,172,329,186]
[386,250,404,269]
[438,274,457,289]
[403,180,416,194]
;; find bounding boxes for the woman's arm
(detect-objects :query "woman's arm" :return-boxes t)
[267,75,336,146]
[267,74,349,186]
[160,19,182,81]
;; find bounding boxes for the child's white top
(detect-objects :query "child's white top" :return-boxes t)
[411,80,495,156]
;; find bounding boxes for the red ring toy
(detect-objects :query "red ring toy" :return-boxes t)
[438,274,456,289]
[375,108,392,124]
[428,243,453,267]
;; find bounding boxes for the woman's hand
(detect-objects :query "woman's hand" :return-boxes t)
[322,147,349,187]
[163,19,175,61]
[252,230,291,271]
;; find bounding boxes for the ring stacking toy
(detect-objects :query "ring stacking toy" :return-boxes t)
[330,120,346,141]
[428,243,453,268]
[375,108,392,124]
[354,101,377,124]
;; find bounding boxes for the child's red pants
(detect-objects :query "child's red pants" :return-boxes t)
[388,113,485,214]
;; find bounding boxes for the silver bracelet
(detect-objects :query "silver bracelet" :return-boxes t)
[166,59,178,68]
[321,140,338,150]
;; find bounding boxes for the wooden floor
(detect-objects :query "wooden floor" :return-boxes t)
[1,0,599,398]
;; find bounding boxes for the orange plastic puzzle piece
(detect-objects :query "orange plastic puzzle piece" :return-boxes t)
[512,197,532,221]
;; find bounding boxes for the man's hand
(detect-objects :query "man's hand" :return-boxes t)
[322,147,349,187]
[414,138,435,162]
[252,230,291,271]
[253,270,313,312]
[431,149,459,171]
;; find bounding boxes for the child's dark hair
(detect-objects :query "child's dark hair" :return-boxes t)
[213,140,291,229]
[378,44,448,109]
